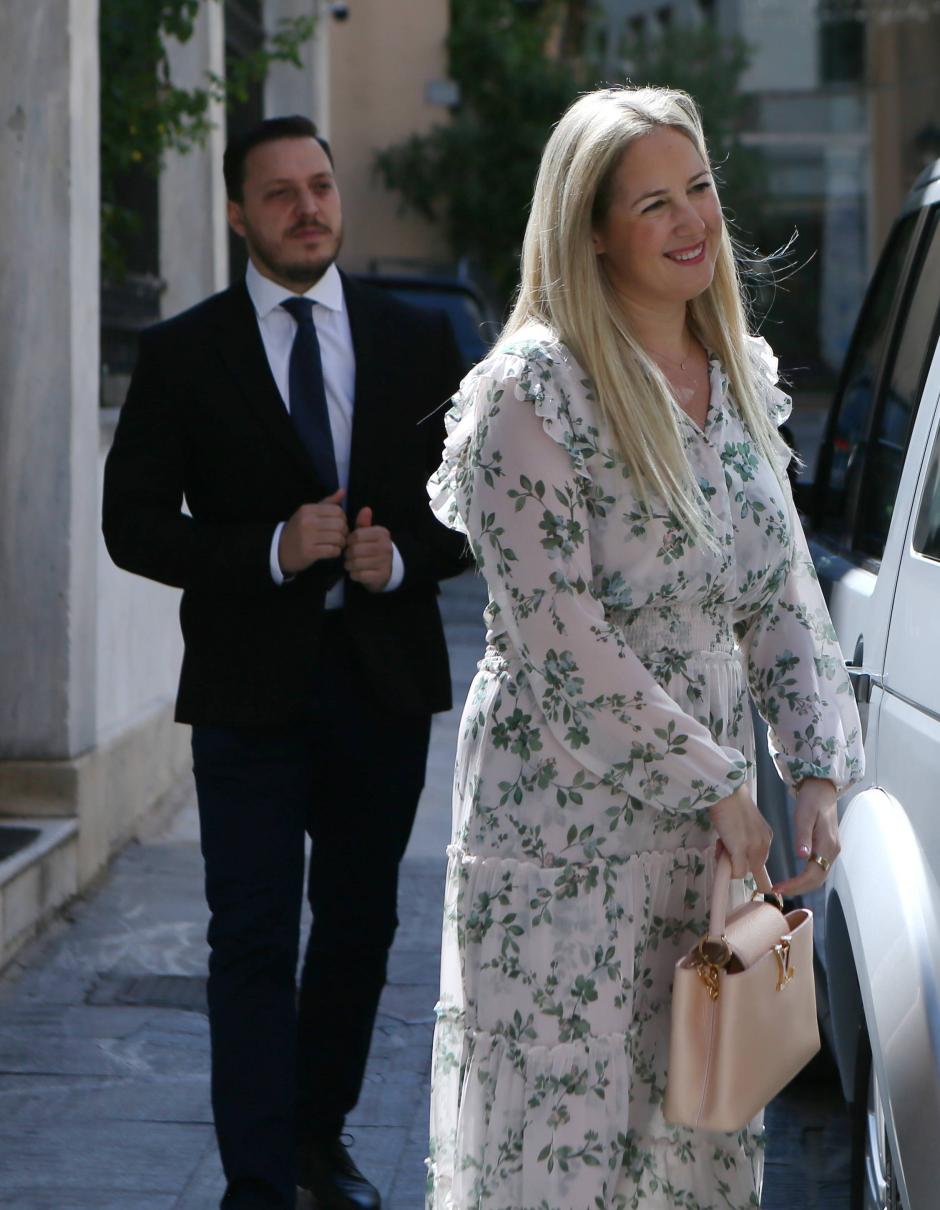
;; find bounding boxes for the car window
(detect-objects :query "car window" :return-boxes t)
[815,212,919,550]
[913,402,940,562]
[383,286,490,368]
[856,207,940,558]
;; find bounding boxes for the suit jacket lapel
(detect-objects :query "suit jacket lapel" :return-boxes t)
[343,273,387,517]
[210,281,325,487]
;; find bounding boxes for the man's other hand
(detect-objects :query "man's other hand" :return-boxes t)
[345,506,393,592]
[278,489,348,574]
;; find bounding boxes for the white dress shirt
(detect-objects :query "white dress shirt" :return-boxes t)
[244,258,404,607]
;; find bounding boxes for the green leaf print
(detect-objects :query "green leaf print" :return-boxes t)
[427,336,862,1210]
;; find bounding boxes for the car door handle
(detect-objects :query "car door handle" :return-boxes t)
[845,665,883,705]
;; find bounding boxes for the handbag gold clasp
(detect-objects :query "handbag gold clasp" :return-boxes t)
[692,936,732,1002]
[774,935,794,990]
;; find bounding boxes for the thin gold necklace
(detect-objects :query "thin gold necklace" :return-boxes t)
[645,342,708,409]
[646,340,697,374]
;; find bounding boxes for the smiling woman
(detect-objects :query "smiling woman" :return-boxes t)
[591,126,724,428]
[592,131,721,301]
[425,85,864,1210]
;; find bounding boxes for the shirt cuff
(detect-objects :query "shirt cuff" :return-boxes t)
[382,543,405,593]
[270,522,287,585]
[272,526,399,589]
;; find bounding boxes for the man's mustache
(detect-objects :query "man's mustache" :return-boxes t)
[287,222,332,237]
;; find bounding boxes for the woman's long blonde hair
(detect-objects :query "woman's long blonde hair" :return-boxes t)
[502,85,789,546]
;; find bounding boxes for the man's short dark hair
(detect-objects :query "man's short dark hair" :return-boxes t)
[223,115,334,202]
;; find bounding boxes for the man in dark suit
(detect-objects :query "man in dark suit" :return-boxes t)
[102,115,467,1210]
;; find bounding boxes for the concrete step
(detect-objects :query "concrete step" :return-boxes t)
[0,817,78,969]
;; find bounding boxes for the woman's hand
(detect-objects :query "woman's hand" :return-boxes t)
[708,786,773,879]
[772,777,840,896]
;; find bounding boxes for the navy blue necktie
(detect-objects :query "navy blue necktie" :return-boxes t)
[280,296,339,493]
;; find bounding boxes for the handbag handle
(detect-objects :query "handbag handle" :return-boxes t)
[708,852,778,939]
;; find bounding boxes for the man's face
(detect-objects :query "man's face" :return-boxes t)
[227,137,343,291]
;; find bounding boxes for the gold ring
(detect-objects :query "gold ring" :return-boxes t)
[809,851,832,873]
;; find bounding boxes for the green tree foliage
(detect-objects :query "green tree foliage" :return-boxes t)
[376,6,758,309]
[375,0,583,303]
[100,0,315,276]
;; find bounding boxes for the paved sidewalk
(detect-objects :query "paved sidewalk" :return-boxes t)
[0,572,849,1209]
[0,574,486,1210]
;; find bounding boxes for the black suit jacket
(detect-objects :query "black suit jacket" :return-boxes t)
[102,273,468,726]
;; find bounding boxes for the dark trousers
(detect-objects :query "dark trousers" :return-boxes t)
[191,624,431,1210]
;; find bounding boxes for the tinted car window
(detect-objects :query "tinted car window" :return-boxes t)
[816,212,919,549]
[857,208,940,558]
[382,286,491,370]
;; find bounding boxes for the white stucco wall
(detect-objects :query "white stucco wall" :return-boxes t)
[264,0,331,134]
[0,0,100,760]
[95,432,184,747]
[96,8,227,747]
[159,0,228,320]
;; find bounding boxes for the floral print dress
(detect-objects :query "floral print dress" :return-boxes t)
[426,327,864,1210]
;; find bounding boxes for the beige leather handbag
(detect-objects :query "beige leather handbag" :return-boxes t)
[663,852,820,1132]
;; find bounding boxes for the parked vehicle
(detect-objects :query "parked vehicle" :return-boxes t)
[756,157,940,1210]
[353,272,498,373]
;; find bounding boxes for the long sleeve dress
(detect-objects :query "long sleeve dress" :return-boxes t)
[426,326,864,1210]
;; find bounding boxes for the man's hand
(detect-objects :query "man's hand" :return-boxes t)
[345,506,393,592]
[278,489,348,575]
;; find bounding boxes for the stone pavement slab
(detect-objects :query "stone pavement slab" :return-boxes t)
[0,576,483,1210]
[0,573,852,1208]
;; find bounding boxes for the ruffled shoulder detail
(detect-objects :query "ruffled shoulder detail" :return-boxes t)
[746,333,793,429]
[428,327,598,536]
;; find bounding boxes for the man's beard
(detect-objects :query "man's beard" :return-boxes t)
[247,222,343,288]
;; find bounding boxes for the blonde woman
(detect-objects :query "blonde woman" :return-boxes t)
[427,86,864,1209]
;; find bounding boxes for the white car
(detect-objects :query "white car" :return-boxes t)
[757,156,940,1210]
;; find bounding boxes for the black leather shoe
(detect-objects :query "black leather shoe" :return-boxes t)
[297,1135,380,1210]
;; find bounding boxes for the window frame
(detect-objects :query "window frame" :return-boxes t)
[913,442,940,563]
[911,361,940,564]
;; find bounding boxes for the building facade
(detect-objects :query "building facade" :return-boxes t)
[589,0,940,383]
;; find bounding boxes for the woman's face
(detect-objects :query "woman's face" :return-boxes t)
[592,126,723,313]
